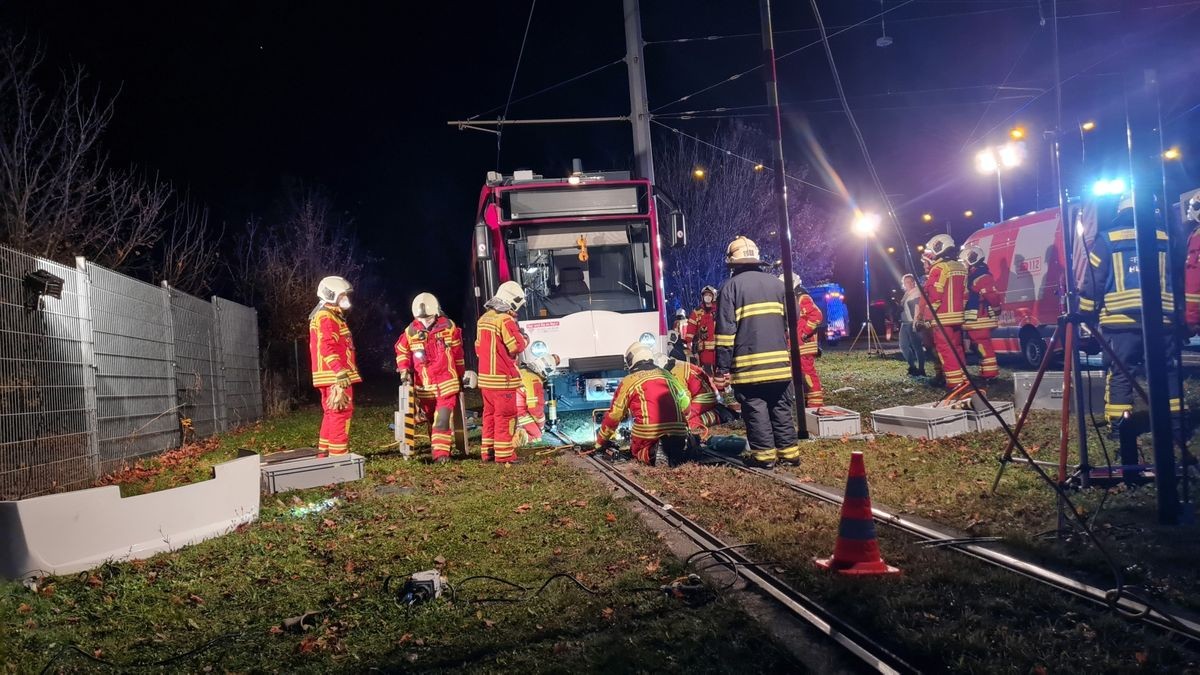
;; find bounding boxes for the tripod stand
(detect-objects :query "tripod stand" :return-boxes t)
[847,319,884,354]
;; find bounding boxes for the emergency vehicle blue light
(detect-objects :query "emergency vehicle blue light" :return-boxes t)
[530,341,549,358]
[1091,178,1126,197]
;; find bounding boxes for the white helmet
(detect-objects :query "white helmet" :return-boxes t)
[924,234,956,261]
[624,342,655,369]
[1186,196,1199,224]
[317,276,352,304]
[777,273,805,293]
[959,244,986,267]
[725,236,761,265]
[411,292,440,320]
[494,280,527,312]
[701,285,718,301]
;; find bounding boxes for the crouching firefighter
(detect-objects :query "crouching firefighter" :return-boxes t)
[919,234,968,390]
[595,343,691,466]
[515,354,558,447]
[476,281,529,464]
[668,356,725,442]
[309,276,362,457]
[714,236,798,469]
[395,293,475,463]
[1079,195,1184,473]
[960,244,1002,382]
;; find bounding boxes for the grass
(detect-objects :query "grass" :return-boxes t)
[0,405,797,673]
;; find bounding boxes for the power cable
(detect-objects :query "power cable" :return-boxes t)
[495,0,538,169]
[959,26,1042,153]
[466,57,625,121]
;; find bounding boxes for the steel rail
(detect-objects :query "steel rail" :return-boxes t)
[581,453,919,675]
[701,449,1200,643]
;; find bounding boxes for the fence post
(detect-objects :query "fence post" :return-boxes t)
[74,257,101,480]
[211,296,228,433]
[160,281,182,448]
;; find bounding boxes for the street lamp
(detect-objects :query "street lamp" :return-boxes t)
[1079,120,1097,165]
[1009,126,1026,141]
[1164,147,1182,161]
[849,211,882,353]
[692,167,707,180]
[921,213,933,223]
[964,210,974,218]
[975,142,1024,221]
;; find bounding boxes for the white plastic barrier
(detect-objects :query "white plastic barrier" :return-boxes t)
[0,452,260,579]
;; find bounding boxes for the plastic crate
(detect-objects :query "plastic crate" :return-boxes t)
[871,405,969,439]
[915,400,1016,433]
[261,453,366,494]
[1013,371,1105,416]
[804,406,862,438]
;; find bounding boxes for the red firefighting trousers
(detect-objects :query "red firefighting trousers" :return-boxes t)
[417,391,458,460]
[697,348,716,372]
[931,325,966,389]
[800,354,823,407]
[481,389,518,463]
[318,385,354,455]
[966,328,999,379]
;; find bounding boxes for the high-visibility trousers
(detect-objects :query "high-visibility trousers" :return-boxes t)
[799,354,823,406]
[697,347,716,372]
[965,328,999,379]
[481,388,518,463]
[318,385,354,455]
[686,403,720,441]
[733,380,798,463]
[630,434,688,466]
[931,324,966,389]
[417,391,458,460]
[1103,328,1182,423]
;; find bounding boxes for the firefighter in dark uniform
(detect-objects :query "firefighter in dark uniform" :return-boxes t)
[1079,196,1183,471]
[713,236,798,469]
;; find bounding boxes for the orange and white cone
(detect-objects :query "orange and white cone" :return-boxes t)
[815,451,900,576]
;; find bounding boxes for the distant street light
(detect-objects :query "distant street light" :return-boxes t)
[852,211,881,238]
[963,210,974,218]
[852,210,881,353]
[753,163,765,172]
[1009,126,1026,141]
[975,142,1024,220]
[1164,147,1182,161]
[921,213,933,223]
[1079,121,1097,164]
[886,246,896,254]
[916,244,925,252]
[692,167,706,180]
[1080,120,1096,132]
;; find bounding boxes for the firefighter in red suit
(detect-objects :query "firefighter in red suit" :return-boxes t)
[514,355,557,447]
[959,244,1002,382]
[1184,196,1200,334]
[475,281,529,464]
[308,276,361,457]
[595,343,691,466]
[395,293,476,463]
[782,277,825,407]
[688,286,719,372]
[668,357,720,441]
[918,234,968,390]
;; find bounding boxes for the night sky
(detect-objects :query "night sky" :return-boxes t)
[3,0,1198,317]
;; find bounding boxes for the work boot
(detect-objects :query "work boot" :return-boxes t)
[740,454,775,470]
[917,366,928,377]
[906,366,918,376]
[433,455,450,465]
[778,457,800,468]
[654,445,670,468]
[480,451,494,463]
[928,374,945,388]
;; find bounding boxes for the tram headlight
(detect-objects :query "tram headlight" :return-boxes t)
[530,340,550,358]
[639,332,656,348]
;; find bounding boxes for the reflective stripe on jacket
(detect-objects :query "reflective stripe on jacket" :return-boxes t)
[475,308,527,389]
[309,304,362,387]
[395,317,465,397]
[1079,222,1173,327]
[963,263,1002,330]
[715,269,791,385]
[597,363,690,443]
[921,259,967,326]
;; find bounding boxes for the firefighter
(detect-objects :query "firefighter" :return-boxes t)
[476,281,529,464]
[514,354,557,447]
[918,234,968,390]
[1079,196,1183,463]
[308,276,361,457]
[713,236,797,469]
[688,286,719,372]
[668,356,721,442]
[394,293,475,464]
[1184,196,1200,334]
[782,275,824,407]
[670,308,691,362]
[960,244,1002,382]
[595,343,691,466]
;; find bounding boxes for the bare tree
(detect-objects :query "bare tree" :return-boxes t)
[655,122,834,311]
[159,194,222,294]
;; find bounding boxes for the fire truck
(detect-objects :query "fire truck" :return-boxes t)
[807,283,848,344]
[470,165,685,412]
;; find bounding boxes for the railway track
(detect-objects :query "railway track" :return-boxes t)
[700,447,1200,644]
[579,450,920,674]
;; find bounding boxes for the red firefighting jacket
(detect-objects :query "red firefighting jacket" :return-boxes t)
[395,316,465,398]
[688,304,717,354]
[516,368,546,428]
[796,292,823,356]
[921,259,967,326]
[308,304,362,388]
[475,308,527,390]
[597,363,691,445]
[964,263,1002,330]
[669,359,717,415]
[1186,228,1200,329]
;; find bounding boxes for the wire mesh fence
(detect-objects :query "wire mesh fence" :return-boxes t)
[0,246,262,499]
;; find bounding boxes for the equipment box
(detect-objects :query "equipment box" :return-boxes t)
[1013,370,1104,416]
[261,453,365,494]
[871,405,969,439]
[804,406,862,438]
[915,400,1016,433]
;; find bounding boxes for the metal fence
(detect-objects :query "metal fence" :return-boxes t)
[0,246,262,499]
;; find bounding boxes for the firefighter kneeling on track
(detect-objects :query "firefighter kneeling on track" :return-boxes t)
[960,243,1002,383]
[667,355,727,442]
[713,236,798,469]
[476,281,529,464]
[594,343,691,467]
[917,234,969,391]
[514,353,558,447]
[394,293,475,464]
[309,276,362,457]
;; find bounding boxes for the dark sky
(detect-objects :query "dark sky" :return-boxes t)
[3,0,1198,315]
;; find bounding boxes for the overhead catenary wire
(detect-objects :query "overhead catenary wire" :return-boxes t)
[495,0,539,169]
[466,57,625,122]
[958,25,1042,153]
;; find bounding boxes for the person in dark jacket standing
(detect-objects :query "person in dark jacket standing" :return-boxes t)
[713,236,797,469]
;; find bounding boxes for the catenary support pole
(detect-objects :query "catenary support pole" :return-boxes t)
[624,0,655,184]
[759,0,808,438]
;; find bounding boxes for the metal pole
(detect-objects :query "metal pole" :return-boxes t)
[996,166,1005,221]
[624,0,655,183]
[863,239,872,347]
[1122,0,1178,524]
[759,0,808,438]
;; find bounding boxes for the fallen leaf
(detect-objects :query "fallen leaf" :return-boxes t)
[322,518,337,529]
[85,575,103,588]
[385,474,397,484]
[573,500,588,508]
[17,603,31,614]
[398,633,412,645]
[515,503,532,513]
[605,513,617,523]
[434,555,447,566]
[344,560,355,574]
[645,560,660,574]
[553,547,563,555]
[492,527,510,538]
[188,594,205,605]
[269,625,284,635]
[601,607,615,621]
[187,618,202,630]
[1135,651,1148,665]
[93,649,104,659]
[482,618,496,629]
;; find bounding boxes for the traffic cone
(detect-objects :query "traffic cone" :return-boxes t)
[815,451,900,576]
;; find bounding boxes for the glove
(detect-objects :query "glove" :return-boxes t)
[462,370,478,389]
[335,371,352,388]
[398,370,411,386]
[327,383,349,411]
